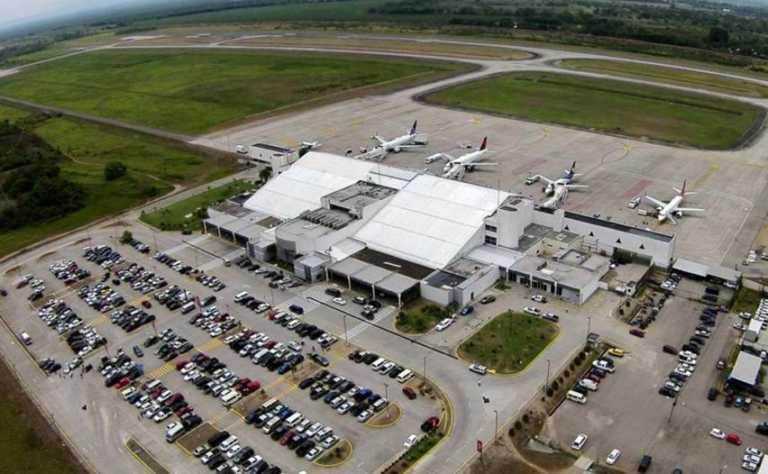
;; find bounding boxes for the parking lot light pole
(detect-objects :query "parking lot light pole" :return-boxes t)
[586,315,592,342]
[384,383,390,419]
[493,409,498,440]
[343,313,348,345]
[423,356,428,382]
[545,359,551,391]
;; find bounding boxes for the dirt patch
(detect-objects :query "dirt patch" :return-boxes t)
[367,403,401,428]
[230,391,269,416]
[177,422,218,453]
[284,360,322,385]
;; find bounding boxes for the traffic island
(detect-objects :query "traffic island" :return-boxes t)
[458,311,558,374]
[367,402,402,428]
[315,439,353,468]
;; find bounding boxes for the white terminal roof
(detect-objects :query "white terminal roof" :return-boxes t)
[243,152,377,220]
[355,174,509,269]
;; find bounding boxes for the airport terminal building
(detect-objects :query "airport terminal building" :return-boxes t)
[204,151,678,306]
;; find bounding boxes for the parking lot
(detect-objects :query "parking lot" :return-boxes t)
[0,227,448,474]
[548,288,768,473]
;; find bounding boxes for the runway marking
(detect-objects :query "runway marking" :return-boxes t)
[692,162,720,189]
[622,179,653,199]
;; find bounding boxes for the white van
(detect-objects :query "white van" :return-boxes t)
[371,358,386,371]
[234,291,249,302]
[144,379,162,392]
[221,390,242,407]
[285,412,303,427]
[396,369,414,384]
[180,301,196,314]
[578,378,598,391]
[263,416,281,434]
[19,332,31,346]
[165,423,186,443]
[566,390,587,404]
[220,435,238,450]
[261,398,278,411]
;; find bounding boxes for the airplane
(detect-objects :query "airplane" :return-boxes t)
[644,180,704,224]
[372,120,423,154]
[541,183,570,210]
[533,162,583,195]
[425,137,497,180]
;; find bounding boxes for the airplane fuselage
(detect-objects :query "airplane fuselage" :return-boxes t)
[382,134,415,152]
[442,149,488,173]
[658,195,684,222]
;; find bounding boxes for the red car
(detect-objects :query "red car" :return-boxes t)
[403,386,417,400]
[114,377,131,390]
[629,328,645,338]
[175,406,193,417]
[175,360,190,371]
[141,300,152,309]
[726,433,742,445]
[246,381,261,392]
[279,430,295,446]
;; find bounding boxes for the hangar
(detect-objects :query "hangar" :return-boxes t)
[205,150,682,306]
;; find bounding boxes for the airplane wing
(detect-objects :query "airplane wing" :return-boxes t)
[372,136,386,146]
[464,162,497,167]
[564,184,588,189]
[644,195,666,208]
[537,175,555,185]
[394,144,424,150]
[676,207,705,213]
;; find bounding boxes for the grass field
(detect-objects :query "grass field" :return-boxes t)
[0,355,86,474]
[0,109,239,257]
[141,180,255,231]
[395,300,453,334]
[422,71,763,149]
[559,59,768,99]
[458,311,558,373]
[731,287,763,314]
[0,48,470,134]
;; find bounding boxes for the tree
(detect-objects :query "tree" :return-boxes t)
[708,27,729,45]
[119,230,133,244]
[104,161,127,181]
[259,167,273,182]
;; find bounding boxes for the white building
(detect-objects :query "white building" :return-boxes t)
[206,151,681,306]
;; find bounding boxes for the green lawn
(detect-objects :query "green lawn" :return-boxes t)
[422,71,763,149]
[560,59,768,99]
[395,300,453,334]
[0,104,31,123]
[732,287,763,314]
[0,48,470,134]
[141,180,256,231]
[459,311,558,373]
[0,112,240,257]
[0,358,86,474]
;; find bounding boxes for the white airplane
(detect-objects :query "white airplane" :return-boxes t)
[541,183,570,210]
[533,162,583,195]
[644,180,704,224]
[425,137,497,180]
[372,120,423,153]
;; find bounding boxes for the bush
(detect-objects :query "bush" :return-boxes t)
[552,381,559,391]
[564,370,570,377]
[522,414,530,424]
[104,161,127,181]
[514,421,522,430]
[546,388,554,397]
[119,230,133,244]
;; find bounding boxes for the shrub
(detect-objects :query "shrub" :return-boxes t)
[104,161,127,181]
[514,421,522,430]
[119,230,133,244]
[546,388,554,397]
[522,414,530,424]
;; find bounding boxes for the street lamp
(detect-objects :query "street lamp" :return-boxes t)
[384,383,390,419]
[493,409,499,440]
[586,315,592,342]
[545,359,551,391]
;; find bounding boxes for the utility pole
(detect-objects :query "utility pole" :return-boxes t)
[423,356,428,382]
[343,313,348,345]
[384,383,390,419]
[545,359,551,391]
[667,395,678,423]
[493,409,499,440]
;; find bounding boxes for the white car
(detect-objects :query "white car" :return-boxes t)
[435,318,454,332]
[710,428,726,440]
[332,297,347,306]
[404,434,418,448]
[469,363,488,375]
[305,447,324,461]
[356,410,373,423]
[523,306,541,316]
[745,447,763,457]
[571,433,588,451]
[606,448,621,465]
[531,294,546,303]
[742,461,758,472]
[743,454,762,464]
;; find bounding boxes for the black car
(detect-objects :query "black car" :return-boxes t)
[662,345,678,355]
[299,377,316,390]
[756,422,768,435]
[707,387,718,401]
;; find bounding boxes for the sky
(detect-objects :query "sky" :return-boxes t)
[0,0,138,28]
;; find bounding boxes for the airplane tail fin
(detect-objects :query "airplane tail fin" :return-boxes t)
[480,136,487,151]
[410,120,418,135]
[674,179,693,196]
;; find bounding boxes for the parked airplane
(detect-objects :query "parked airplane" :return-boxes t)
[534,162,583,195]
[425,137,497,180]
[372,120,424,153]
[541,183,570,210]
[644,180,704,224]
